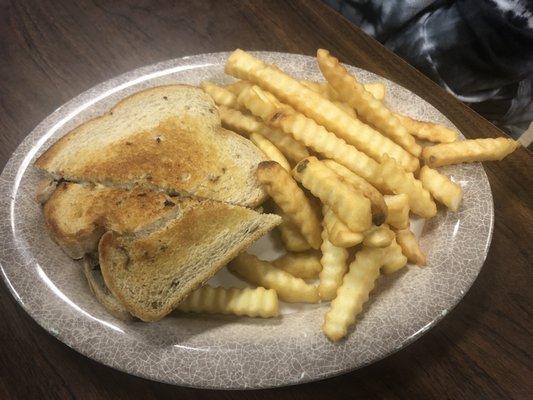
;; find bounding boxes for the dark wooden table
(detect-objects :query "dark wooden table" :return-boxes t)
[1,1,531,398]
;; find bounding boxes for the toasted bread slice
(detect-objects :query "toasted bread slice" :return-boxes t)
[99,200,281,321]
[43,182,182,259]
[82,256,132,321]
[35,85,267,207]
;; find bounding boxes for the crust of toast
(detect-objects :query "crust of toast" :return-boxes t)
[82,257,133,321]
[36,85,267,207]
[99,200,281,321]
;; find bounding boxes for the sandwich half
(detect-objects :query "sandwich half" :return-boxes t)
[36,85,267,207]
[99,198,280,321]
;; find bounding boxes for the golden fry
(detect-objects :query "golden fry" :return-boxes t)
[278,219,311,252]
[224,80,253,95]
[381,238,408,274]
[200,81,239,108]
[319,218,349,301]
[300,80,385,102]
[177,285,279,318]
[270,201,311,251]
[395,229,426,266]
[394,113,457,143]
[225,49,419,172]
[237,84,288,121]
[322,160,387,225]
[333,101,357,118]
[218,105,261,137]
[323,206,364,248]
[293,157,372,233]
[237,84,433,217]
[255,125,309,164]
[317,49,421,157]
[422,138,519,167]
[322,246,383,341]
[272,251,322,279]
[419,166,463,211]
[242,86,381,181]
[250,133,291,171]
[363,224,395,248]
[384,194,410,230]
[261,98,433,218]
[322,240,408,341]
[380,155,437,218]
[364,82,386,101]
[299,80,332,98]
[218,105,308,163]
[228,253,319,303]
[257,161,322,249]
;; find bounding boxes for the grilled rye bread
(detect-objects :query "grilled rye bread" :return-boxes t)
[99,199,280,321]
[43,182,183,259]
[36,85,267,207]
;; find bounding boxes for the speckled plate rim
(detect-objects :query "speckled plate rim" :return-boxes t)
[0,52,494,390]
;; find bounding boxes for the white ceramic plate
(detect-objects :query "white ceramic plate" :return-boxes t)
[0,52,493,389]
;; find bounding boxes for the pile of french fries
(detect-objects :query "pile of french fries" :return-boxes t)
[189,49,518,342]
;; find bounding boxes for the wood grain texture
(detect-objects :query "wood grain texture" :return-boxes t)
[0,0,532,398]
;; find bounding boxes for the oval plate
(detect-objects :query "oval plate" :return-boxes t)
[0,52,493,389]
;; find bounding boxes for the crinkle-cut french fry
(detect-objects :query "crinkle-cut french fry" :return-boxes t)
[323,206,364,248]
[363,224,395,248]
[265,104,382,186]
[272,251,322,279]
[322,241,407,341]
[322,246,383,341]
[419,166,462,211]
[228,253,319,303]
[322,160,387,225]
[422,137,519,167]
[218,105,308,163]
[381,238,408,274]
[364,82,386,101]
[317,49,421,158]
[177,285,279,318]
[237,85,288,121]
[250,133,291,171]
[254,124,310,164]
[257,161,322,249]
[218,105,261,137]
[299,80,332,98]
[319,216,349,301]
[380,155,437,218]
[278,218,311,252]
[238,85,433,219]
[394,113,457,143]
[333,101,357,118]
[395,229,426,266]
[224,49,419,172]
[224,80,253,95]
[270,202,311,251]
[384,194,410,230]
[239,85,378,180]
[200,81,239,109]
[300,80,384,102]
[293,157,372,233]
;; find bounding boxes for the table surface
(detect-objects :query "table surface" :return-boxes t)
[1,0,531,398]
